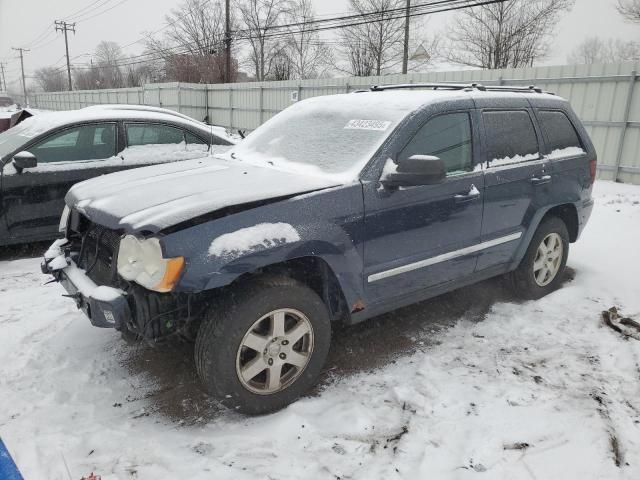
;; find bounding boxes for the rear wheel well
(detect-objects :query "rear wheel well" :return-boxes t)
[544,204,579,242]
[233,257,350,323]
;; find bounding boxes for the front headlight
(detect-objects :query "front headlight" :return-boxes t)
[117,235,184,292]
[59,205,70,233]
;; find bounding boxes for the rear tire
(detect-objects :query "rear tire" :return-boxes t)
[194,276,331,415]
[509,216,569,300]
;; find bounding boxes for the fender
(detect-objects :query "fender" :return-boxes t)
[160,183,366,308]
[508,200,581,271]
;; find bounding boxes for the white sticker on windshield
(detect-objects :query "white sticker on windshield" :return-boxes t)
[344,119,392,131]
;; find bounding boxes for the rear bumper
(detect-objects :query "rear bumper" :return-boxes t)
[41,241,130,329]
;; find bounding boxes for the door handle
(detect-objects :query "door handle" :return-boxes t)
[454,184,480,203]
[531,175,552,185]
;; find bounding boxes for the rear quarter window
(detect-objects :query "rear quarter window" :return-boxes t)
[483,110,540,166]
[538,110,584,157]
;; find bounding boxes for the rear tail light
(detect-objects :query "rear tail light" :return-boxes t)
[589,159,597,183]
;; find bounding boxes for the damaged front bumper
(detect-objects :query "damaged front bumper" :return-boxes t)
[41,239,131,329]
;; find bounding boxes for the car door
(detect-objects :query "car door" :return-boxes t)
[121,122,210,167]
[476,108,551,271]
[2,122,120,242]
[363,110,484,304]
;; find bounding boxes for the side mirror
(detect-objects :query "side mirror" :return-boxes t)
[381,155,446,188]
[13,151,37,172]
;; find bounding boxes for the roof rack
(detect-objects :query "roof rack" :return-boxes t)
[368,83,548,94]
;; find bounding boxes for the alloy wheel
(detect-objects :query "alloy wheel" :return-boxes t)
[532,232,564,287]
[235,308,314,395]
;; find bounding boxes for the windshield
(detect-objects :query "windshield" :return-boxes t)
[227,94,413,179]
[0,121,33,160]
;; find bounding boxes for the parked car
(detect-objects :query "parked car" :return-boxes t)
[0,93,18,133]
[42,84,596,414]
[0,106,235,245]
[0,107,41,134]
[0,93,15,108]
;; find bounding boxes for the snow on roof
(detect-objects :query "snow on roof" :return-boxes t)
[307,89,473,112]
[85,104,204,124]
[6,107,226,141]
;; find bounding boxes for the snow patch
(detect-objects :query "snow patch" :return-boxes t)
[547,146,586,159]
[380,158,398,181]
[91,285,125,302]
[489,152,540,167]
[47,255,68,271]
[44,238,69,260]
[209,223,301,258]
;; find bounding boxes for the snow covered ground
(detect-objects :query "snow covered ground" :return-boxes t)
[1,180,640,480]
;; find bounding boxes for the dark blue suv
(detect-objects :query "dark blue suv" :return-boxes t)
[42,84,596,414]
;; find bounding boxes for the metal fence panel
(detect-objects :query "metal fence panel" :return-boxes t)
[29,61,640,184]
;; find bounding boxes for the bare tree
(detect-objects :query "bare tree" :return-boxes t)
[73,63,101,90]
[340,35,377,76]
[238,0,289,81]
[337,0,438,76]
[94,41,125,88]
[618,0,640,22]
[34,67,67,92]
[284,0,332,79]
[568,36,640,64]
[338,0,406,76]
[145,0,239,83]
[270,47,293,80]
[448,0,574,69]
[164,0,228,55]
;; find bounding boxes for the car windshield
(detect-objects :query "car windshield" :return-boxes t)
[226,93,415,179]
[0,122,33,161]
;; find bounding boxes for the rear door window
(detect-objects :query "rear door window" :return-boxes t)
[185,132,209,152]
[538,110,584,158]
[483,110,540,167]
[126,123,185,146]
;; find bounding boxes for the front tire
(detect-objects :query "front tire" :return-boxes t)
[509,216,570,300]
[195,276,331,415]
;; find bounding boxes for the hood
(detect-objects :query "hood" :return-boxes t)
[66,156,341,233]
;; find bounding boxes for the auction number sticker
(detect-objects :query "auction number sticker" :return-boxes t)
[344,119,392,131]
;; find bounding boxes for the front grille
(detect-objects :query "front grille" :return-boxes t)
[77,223,122,287]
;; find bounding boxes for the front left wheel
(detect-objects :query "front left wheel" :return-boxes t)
[194,276,332,415]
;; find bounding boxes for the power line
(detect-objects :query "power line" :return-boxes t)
[23,23,56,49]
[52,0,506,75]
[81,0,473,68]
[73,0,131,24]
[64,0,114,21]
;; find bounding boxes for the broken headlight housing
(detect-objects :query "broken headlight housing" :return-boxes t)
[116,235,184,292]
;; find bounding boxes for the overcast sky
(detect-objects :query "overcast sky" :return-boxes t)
[1,0,638,92]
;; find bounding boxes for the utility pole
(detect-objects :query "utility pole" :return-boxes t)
[402,0,411,74]
[224,0,231,83]
[55,20,76,91]
[0,62,7,91]
[11,47,29,104]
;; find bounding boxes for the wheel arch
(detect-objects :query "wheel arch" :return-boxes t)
[229,256,352,324]
[510,202,579,271]
[544,203,579,242]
